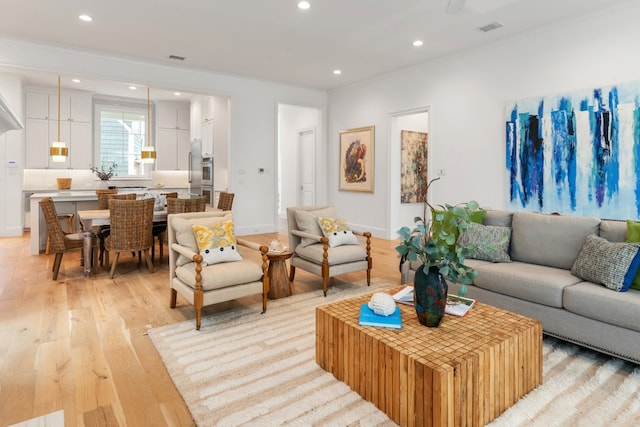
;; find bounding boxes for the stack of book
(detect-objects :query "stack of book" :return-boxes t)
[391,286,476,317]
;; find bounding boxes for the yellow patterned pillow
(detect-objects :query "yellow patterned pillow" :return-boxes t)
[317,217,359,248]
[192,221,243,265]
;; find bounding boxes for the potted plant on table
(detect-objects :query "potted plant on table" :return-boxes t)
[91,162,118,181]
[395,177,480,327]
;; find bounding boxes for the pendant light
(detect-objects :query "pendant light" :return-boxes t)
[141,87,156,163]
[50,76,68,162]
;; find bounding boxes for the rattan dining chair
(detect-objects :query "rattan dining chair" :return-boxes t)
[167,196,208,214]
[217,191,235,211]
[96,192,137,266]
[104,198,155,278]
[40,197,98,280]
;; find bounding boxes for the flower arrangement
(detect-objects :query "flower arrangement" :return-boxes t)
[90,162,118,180]
[395,177,480,295]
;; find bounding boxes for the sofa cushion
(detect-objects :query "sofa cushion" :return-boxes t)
[571,234,640,292]
[564,282,640,333]
[472,261,583,308]
[175,259,263,290]
[294,242,367,265]
[510,212,600,269]
[599,219,627,243]
[457,222,511,263]
[295,207,337,247]
[483,210,513,227]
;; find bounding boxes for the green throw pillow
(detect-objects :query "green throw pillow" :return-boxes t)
[625,220,640,290]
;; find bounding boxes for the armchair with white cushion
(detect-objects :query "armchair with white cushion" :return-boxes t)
[168,211,270,330]
[286,206,372,296]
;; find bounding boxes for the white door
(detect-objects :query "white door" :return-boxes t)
[298,128,316,206]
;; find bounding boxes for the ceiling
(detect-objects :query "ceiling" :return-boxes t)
[0,0,635,98]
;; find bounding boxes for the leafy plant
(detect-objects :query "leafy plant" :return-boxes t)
[395,177,480,296]
[91,162,117,180]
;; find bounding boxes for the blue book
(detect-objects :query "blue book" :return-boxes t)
[358,304,402,329]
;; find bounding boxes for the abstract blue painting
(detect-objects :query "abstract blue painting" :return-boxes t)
[506,81,640,220]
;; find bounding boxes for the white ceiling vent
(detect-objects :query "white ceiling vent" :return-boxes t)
[478,22,503,33]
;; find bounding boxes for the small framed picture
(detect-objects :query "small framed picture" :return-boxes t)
[339,125,375,192]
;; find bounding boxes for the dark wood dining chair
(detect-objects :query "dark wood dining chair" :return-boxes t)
[217,192,234,211]
[40,197,98,280]
[104,198,155,278]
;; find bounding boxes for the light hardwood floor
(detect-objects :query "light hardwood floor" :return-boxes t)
[0,231,402,427]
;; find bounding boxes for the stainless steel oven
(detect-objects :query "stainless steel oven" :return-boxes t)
[201,187,214,206]
[201,156,213,186]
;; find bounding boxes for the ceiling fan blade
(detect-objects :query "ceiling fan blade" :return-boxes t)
[446,0,466,14]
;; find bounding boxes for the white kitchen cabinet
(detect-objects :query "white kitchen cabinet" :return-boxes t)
[24,88,93,169]
[24,118,50,168]
[25,91,50,119]
[157,101,190,130]
[47,121,92,169]
[156,128,190,170]
[49,95,92,123]
[201,119,214,157]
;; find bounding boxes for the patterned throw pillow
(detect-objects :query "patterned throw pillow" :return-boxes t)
[192,221,243,265]
[317,217,359,248]
[456,222,512,263]
[571,234,640,292]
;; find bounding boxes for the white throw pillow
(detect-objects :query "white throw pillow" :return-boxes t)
[193,221,243,265]
[317,217,359,248]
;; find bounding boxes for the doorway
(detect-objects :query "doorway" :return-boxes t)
[389,107,430,238]
[277,103,322,230]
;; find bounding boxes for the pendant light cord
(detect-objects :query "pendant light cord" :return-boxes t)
[57,75,61,142]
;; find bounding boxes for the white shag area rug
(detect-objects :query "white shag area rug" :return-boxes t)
[148,279,640,426]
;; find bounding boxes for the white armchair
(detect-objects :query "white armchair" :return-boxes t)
[168,211,270,330]
[286,206,372,296]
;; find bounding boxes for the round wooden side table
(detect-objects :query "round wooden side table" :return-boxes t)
[267,250,293,299]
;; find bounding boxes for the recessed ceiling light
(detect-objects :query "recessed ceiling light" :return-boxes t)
[412,40,424,47]
[78,14,93,22]
[174,92,181,96]
[72,78,81,83]
[129,86,137,90]
[298,1,311,10]
[333,69,342,75]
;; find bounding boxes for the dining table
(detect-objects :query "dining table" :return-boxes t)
[77,208,168,276]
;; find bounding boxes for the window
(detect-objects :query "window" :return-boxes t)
[94,99,154,179]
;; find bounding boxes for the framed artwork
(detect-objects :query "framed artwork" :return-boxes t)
[400,130,428,203]
[339,125,375,192]
[506,80,640,219]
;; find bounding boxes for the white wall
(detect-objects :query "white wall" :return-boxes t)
[328,2,640,239]
[0,37,327,236]
[0,74,24,236]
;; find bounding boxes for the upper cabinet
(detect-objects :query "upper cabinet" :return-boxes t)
[157,101,190,130]
[156,101,191,170]
[24,88,93,169]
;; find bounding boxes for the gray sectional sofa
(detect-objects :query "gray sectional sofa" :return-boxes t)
[400,210,640,365]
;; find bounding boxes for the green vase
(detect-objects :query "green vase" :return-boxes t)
[414,264,448,327]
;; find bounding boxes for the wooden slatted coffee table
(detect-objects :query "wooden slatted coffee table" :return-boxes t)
[316,286,542,427]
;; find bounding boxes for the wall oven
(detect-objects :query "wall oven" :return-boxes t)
[201,187,214,206]
[201,156,213,186]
